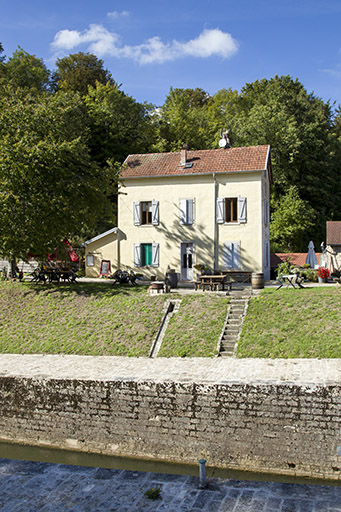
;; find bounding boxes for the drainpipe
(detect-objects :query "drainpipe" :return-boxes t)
[213,173,217,271]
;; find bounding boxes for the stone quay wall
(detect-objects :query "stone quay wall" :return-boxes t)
[0,355,340,481]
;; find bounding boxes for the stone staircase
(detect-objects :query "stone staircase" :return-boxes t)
[219,293,250,357]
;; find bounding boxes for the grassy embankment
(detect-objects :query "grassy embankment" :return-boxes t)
[0,282,226,357]
[0,282,340,358]
[237,287,341,358]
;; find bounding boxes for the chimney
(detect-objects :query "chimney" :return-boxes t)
[180,144,189,166]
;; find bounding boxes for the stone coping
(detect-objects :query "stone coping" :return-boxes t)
[0,355,340,386]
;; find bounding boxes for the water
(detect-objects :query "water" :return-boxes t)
[0,441,339,487]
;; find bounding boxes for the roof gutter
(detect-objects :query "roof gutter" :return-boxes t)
[121,169,267,180]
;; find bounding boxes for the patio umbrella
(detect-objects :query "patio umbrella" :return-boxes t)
[305,241,318,268]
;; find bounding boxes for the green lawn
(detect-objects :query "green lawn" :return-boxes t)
[0,281,166,356]
[237,287,341,358]
[158,294,229,357]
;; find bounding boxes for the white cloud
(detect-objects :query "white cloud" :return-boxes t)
[51,25,238,65]
[322,64,341,79]
[107,11,129,20]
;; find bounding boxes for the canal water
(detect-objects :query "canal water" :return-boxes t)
[0,441,339,487]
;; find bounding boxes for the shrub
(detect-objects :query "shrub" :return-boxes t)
[275,260,293,276]
[301,268,318,282]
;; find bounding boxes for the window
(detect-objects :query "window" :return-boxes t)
[223,241,241,269]
[134,243,159,267]
[216,197,247,224]
[179,199,194,225]
[225,198,238,222]
[141,201,152,225]
[86,254,94,267]
[133,201,159,226]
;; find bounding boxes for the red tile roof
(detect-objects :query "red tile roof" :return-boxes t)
[326,221,341,245]
[122,145,271,179]
[270,253,322,268]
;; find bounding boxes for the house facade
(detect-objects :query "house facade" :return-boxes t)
[114,145,272,281]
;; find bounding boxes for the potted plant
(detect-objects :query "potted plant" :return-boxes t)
[317,267,330,283]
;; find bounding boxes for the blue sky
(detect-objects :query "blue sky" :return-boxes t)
[1,0,341,108]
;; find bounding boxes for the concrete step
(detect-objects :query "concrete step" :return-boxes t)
[222,335,238,341]
[225,324,240,334]
[221,343,236,352]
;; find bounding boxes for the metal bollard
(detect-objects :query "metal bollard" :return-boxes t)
[198,459,207,488]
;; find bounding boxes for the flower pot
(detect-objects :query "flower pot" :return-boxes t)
[318,277,326,283]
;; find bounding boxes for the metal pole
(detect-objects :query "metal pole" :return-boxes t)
[198,459,207,488]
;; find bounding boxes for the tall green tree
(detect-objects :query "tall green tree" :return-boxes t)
[52,52,115,95]
[270,186,315,251]
[154,87,212,151]
[1,47,50,91]
[84,81,155,165]
[0,85,116,259]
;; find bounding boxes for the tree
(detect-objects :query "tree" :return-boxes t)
[0,85,116,260]
[154,87,212,151]
[52,52,115,95]
[1,47,50,91]
[84,81,155,165]
[0,42,5,63]
[270,186,315,251]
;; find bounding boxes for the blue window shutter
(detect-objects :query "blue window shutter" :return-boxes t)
[133,202,141,225]
[134,243,141,267]
[233,241,241,269]
[238,197,247,223]
[223,241,240,269]
[216,198,225,224]
[187,199,194,225]
[152,243,159,267]
[223,242,233,268]
[152,200,159,225]
[179,199,187,225]
[264,199,269,225]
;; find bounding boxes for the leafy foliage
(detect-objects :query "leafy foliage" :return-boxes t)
[0,86,115,258]
[270,186,315,251]
[0,47,50,91]
[52,52,115,95]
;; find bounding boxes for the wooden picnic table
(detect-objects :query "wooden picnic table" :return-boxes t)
[196,275,230,291]
[219,270,252,283]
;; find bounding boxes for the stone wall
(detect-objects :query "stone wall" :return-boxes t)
[0,356,340,481]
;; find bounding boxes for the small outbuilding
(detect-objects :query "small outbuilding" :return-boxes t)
[82,228,119,278]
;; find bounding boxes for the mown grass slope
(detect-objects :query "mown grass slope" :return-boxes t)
[158,294,229,357]
[237,287,341,358]
[0,282,166,356]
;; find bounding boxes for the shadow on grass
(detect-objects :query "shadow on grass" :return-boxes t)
[19,281,149,299]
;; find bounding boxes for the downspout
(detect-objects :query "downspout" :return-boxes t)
[213,173,218,271]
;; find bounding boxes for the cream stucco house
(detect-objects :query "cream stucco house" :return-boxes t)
[84,145,272,280]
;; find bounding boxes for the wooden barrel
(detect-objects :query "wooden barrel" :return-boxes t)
[166,270,178,288]
[251,272,264,289]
